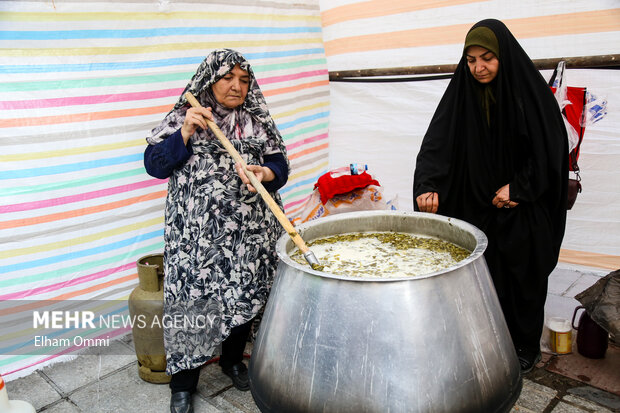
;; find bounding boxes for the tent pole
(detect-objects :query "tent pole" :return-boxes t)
[329,54,620,80]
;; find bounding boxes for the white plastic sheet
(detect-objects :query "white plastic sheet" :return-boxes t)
[328,69,620,267]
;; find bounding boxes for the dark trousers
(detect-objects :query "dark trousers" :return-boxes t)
[169,320,253,393]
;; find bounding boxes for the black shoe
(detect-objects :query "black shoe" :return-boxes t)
[222,362,250,391]
[170,391,193,413]
[518,350,541,374]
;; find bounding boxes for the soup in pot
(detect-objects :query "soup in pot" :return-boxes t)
[290,231,471,278]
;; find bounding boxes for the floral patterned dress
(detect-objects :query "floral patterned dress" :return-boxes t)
[146,49,288,375]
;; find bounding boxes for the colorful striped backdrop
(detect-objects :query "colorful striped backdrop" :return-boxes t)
[319,0,620,70]
[0,0,328,377]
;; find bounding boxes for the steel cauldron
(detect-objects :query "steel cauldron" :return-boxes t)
[249,211,522,413]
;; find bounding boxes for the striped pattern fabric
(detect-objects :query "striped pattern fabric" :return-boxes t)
[0,0,328,376]
[320,0,620,70]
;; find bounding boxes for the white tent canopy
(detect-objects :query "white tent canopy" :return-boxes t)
[321,0,620,269]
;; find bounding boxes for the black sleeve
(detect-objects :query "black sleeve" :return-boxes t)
[143,129,193,179]
[261,152,289,192]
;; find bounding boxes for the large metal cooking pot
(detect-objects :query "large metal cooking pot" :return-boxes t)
[249,211,522,413]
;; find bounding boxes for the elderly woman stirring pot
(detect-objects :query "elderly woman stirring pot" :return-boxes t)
[144,49,289,413]
[414,19,568,374]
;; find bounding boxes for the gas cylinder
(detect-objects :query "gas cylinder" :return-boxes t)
[0,374,36,413]
[128,253,170,383]
[572,306,608,359]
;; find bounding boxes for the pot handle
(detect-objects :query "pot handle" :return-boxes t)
[572,305,585,330]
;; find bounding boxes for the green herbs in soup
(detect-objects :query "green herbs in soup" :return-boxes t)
[290,232,471,278]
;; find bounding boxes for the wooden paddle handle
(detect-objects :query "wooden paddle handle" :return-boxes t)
[184,92,310,254]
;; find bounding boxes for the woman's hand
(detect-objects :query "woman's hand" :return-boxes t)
[492,184,519,209]
[416,192,439,213]
[181,106,214,144]
[235,163,275,193]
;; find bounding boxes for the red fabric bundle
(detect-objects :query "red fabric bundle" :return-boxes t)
[550,85,586,171]
[314,171,380,205]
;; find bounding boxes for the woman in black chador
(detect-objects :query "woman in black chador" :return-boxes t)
[414,19,568,373]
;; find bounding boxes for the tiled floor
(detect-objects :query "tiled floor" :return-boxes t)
[4,263,619,413]
[544,263,608,322]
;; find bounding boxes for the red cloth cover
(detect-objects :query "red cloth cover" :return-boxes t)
[314,171,380,205]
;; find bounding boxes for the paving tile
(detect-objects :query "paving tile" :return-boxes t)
[509,406,537,412]
[4,370,62,410]
[217,387,260,413]
[66,357,227,413]
[194,350,258,412]
[196,346,253,397]
[568,386,620,411]
[544,293,582,321]
[562,394,614,412]
[40,340,136,393]
[554,263,608,278]
[197,360,237,397]
[118,332,133,345]
[513,379,557,412]
[565,273,605,299]
[68,364,172,413]
[40,400,82,412]
[116,332,135,352]
[551,401,591,412]
[195,364,260,411]
[548,267,583,295]
[205,392,248,412]
[193,396,232,413]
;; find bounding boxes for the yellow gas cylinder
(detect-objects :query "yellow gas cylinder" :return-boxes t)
[0,375,36,413]
[128,253,170,384]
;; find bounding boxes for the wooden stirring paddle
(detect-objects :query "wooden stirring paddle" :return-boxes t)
[184,92,322,270]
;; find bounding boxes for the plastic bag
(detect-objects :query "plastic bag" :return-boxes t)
[295,185,389,224]
[549,61,608,150]
[292,166,397,225]
[550,61,581,153]
[583,90,608,126]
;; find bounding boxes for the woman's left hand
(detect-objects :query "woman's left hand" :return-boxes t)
[235,163,275,193]
[492,184,519,209]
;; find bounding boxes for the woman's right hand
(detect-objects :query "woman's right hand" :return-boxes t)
[416,192,439,213]
[181,106,214,143]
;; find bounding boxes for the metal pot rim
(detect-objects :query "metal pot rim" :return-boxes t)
[277,210,488,282]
